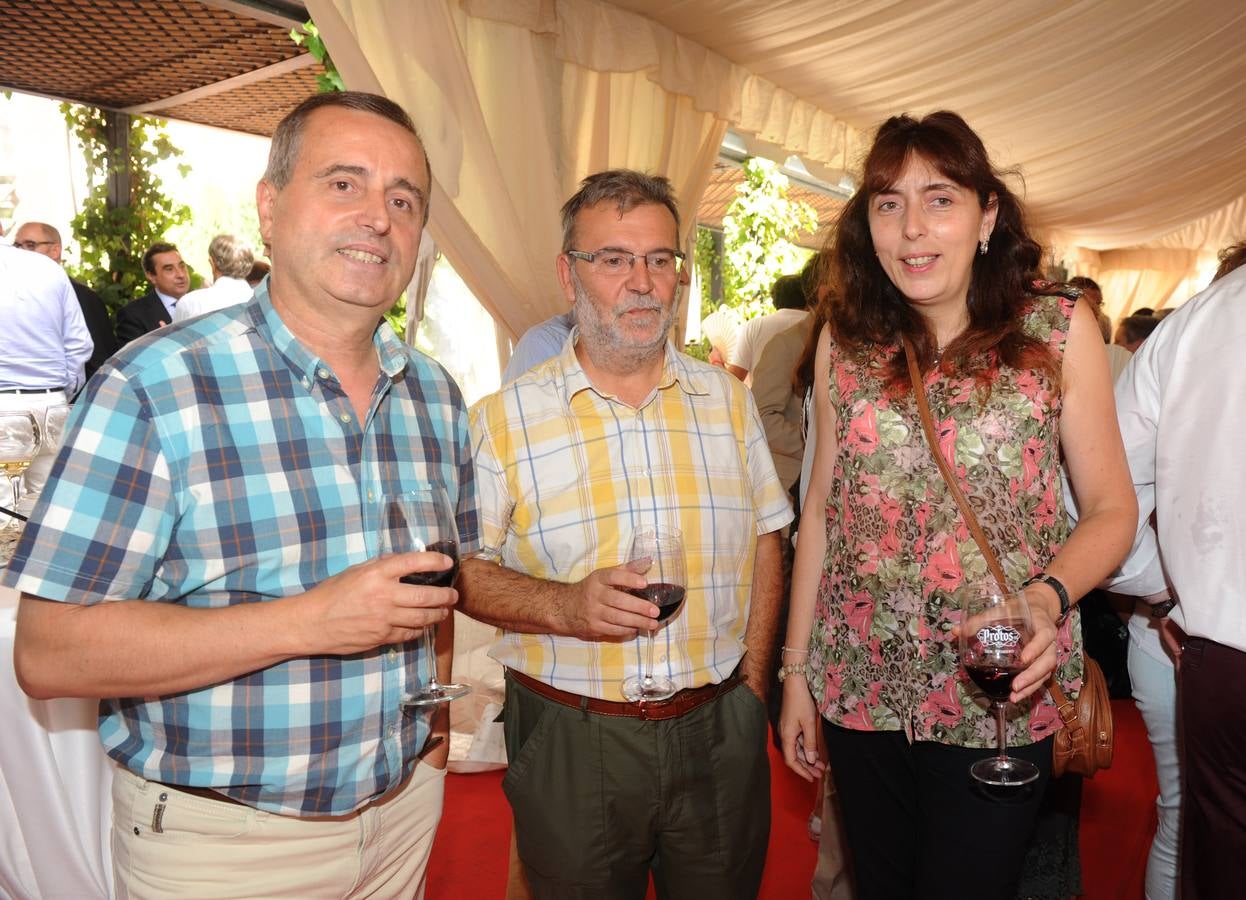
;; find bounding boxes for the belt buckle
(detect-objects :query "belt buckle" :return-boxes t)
[635,690,683,721]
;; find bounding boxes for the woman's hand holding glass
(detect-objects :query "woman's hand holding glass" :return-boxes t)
[1000,583,1060,703]
[955,584,1059,704]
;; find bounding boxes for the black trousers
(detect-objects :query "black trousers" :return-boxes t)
[822,722,1052,900]
[1180,636,1246,900]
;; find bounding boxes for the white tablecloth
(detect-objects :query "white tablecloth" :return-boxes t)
[0,587,114,899]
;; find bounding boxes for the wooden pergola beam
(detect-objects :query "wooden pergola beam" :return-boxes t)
[122,53,316,115]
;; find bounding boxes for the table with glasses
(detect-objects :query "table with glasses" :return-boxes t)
[0,586,115,900]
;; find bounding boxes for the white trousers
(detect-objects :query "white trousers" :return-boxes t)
[0,390,69,516]
[1129,614,1180,900]
[111,762,446,899]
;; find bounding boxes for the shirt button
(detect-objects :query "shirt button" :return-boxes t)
[388,647,397,662]
[368,490,376,502]
[339,413,351,424]
[317,368,330,379]
[301,376,310,388]
[387,724,396,738]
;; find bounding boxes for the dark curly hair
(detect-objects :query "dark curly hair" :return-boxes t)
[1214,240,1246,282]
[821,110,1056,391]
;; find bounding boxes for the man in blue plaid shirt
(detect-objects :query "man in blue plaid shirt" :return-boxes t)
[5,92,478,898]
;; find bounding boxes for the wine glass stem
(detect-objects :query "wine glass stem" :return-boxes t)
[644,630,657,682]
[994,701,1009,762]
[423,624,441,692]
[8,476,20,523]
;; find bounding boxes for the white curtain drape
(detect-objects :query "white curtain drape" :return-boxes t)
[1096,248,1216,320]
[306,0,728,345]
[403,231,438,342]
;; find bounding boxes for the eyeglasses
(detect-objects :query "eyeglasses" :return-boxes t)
[566,248,685,278]
[13,240,58,251]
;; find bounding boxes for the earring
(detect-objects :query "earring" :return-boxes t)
[978,237,990,256]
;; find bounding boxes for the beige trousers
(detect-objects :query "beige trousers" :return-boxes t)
[112,762,445,899]
[812,772,855,900]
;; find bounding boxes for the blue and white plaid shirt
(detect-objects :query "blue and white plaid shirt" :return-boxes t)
[4,281,479,816]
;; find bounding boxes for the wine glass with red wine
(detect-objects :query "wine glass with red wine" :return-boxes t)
[620,525,687,703]
[378,485,470,708]
[959,589,1039,786]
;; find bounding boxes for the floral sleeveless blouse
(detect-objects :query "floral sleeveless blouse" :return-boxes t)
[808,293,1083,749]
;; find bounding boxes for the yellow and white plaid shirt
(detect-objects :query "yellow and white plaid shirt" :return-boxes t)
[470,336,794,701]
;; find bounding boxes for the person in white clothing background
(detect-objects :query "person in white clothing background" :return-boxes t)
[173,233,256,323]
[0,240,92,518]
[725,268,811,385]
[1108,253,1246,900]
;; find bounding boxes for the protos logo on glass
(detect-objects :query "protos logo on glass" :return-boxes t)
[976,625,1021,649]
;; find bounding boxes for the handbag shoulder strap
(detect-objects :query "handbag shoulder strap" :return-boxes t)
[901,338,1076,717]
[901,337,1008,591]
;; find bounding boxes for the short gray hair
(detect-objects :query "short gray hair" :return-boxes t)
[207,234,255,279]
[560,169,681,252]
[263,91,432,224]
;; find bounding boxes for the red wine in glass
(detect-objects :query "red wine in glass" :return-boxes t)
[963,662,1021,702]
[959,590,1039,786]
[400,540,460,588]
[620,526,687,703]
[624,582,686,623]
[378,487,470,708]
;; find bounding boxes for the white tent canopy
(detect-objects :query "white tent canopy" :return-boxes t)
[309,0,1246,325]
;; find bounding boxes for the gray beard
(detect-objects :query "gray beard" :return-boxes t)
[571,270,678,374]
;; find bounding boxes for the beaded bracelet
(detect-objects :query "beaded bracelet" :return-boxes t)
[780,645,809,655]
[777,663,807,683]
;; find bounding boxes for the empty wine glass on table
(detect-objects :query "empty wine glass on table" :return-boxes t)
[377,484,471,708]
[959,588,1040,786]
[0,412,41,530]
[620,525,687,703]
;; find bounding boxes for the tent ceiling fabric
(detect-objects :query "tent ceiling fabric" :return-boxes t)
[3,0,1242,315]
[611,0,1246,253]
[4,1,1241,251]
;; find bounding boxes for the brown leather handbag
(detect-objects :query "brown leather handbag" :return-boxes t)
[902,338,1114,778]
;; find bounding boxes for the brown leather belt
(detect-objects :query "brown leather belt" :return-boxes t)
[509,668,743,721]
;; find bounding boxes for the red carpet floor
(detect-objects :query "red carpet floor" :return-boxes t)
[428,699,1156,898]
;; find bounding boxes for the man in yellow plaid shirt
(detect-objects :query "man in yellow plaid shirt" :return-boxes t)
[460,170,793,899]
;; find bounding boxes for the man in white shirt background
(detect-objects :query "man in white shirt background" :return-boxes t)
[12,221,118,382]
[725,268,811,386]
[1109,261,1246,900]
[173,233,257,323]
[0,238,92,516]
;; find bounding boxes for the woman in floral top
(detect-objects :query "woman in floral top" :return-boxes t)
[779,111,1137,899]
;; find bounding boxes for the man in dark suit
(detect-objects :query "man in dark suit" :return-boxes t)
[13,221,119,381]
[116,242,189,345]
